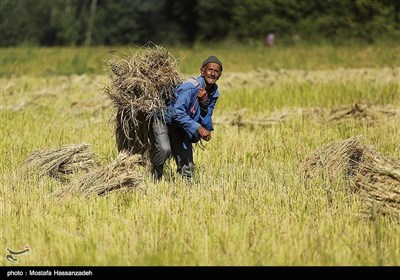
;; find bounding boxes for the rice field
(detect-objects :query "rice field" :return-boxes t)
[1,44,399,266]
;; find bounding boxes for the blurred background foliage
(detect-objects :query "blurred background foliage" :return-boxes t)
[1,0,399,47]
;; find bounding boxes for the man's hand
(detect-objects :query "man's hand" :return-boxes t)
[197,88,208,105]
[197,126,211,141]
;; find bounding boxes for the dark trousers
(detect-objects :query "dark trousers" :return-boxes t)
[151,118,194,180]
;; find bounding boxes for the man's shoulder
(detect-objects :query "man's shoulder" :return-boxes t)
[177,77,200,91]
[182,77,200,87]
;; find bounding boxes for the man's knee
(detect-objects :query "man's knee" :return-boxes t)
[158,142,171,160]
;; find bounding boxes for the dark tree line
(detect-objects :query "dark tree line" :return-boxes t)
[1,0,399,47]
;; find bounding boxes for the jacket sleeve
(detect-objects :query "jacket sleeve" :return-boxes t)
[199,95,218,131]
[172,88,201,138]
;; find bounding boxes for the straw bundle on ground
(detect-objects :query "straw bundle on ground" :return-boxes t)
[301,136,400,219]
[21,143,95,181]
[328,103,375,122]
[301,136,365,180]
[327,103,398,123]
[54,152,144,197]
[104,43,182,161]
[351,149,400,218]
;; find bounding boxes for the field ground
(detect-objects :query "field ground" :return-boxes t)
[1,45,399,266]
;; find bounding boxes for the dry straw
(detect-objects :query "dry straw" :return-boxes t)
[104,43,182,160]
[352,148,400,219]
[54,152,144,198]
[301,136,364,180]
[301,136,400,219]
[213,103,397,127]
[21,143,95,182]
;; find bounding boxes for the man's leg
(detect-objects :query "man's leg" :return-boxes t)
[168,126,194,180]
[151,117,171,180]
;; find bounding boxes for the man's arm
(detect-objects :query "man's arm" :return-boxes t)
[173,88,201,138]
[198,93,218,131]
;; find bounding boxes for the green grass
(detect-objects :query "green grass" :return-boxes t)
[1,44,399,76]
[1,45,399,266]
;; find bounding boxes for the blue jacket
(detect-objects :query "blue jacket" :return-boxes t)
[165,76,219,142]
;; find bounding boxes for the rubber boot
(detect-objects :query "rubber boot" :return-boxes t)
[179,163,194,180]
[152,164,164,181]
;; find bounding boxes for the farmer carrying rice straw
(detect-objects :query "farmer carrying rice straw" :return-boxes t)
[105,43,223,181]
[151,55,223,181]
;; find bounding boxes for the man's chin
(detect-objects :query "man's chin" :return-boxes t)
[205,78,217,84]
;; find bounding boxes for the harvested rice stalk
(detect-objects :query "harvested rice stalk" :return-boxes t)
[352,148,400,219]
[21,143,95,181]
[328,103,375,121]
[301,135,400,219]
[301,136,365,181]
[327,103,398,123]
[55,152,144,197]
[104,43,182,160]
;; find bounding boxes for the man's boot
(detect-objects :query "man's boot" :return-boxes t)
[179,163,194,180]
[151,164,164,181]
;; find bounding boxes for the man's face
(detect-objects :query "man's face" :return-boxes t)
[201,63,222,86]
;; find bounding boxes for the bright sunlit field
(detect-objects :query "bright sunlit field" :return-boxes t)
[1,44,399,266]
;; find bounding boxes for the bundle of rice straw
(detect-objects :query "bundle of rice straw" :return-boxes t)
[327,103,376,122]
[21,143,95,181]
[54,152,143,197]
[351,148,400,219]
[103,43,182,161]
[301,136,400,219]
[301,136,365,180]
[327,103,399,123]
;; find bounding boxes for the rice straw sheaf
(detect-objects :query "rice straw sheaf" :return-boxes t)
[21,143,95,181]
[301,136,365,180]
[327,103,398,123]
[351,148,400,218]
[328,103,376,122]
[104,43,182,161]
[54,152,144,198]
[301,136,400,219]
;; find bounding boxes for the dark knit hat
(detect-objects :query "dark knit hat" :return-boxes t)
[201,55,223,71]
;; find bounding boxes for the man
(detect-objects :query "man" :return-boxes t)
[151,55,223,180]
